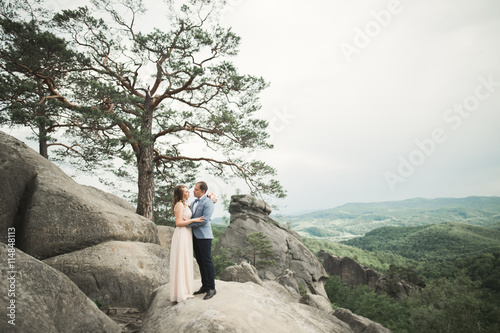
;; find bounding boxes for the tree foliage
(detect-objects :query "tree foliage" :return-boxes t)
[0,0,92,157]
[1,0,285,221]
[305,230,500,332]
[244,231,274,269]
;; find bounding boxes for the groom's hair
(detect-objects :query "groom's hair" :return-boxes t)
[196,181,208,194]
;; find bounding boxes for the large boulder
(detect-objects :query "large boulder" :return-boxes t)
[0,133,37,244]
[319,250,419,299]
[318,250,381,288]
[300,293,334,313]
[82,185,136,212]
[43,241,169,311]
[0,243,121,333]
[374,275,412,299]
[0,131,159,260]
[219,261,264,286]
[215,194,329,298]
[333,308,392,333]
[140,280,354,333]
[157,225,175,249]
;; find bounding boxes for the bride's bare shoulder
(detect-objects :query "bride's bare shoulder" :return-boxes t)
[174,201,186,210]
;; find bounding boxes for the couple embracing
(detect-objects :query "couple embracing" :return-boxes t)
[169,181,216,302]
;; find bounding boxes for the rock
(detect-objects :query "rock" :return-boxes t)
[0,243,121,333]
[140,280,354,333]
[300,293,334,313]
[105,307,145,332]
[43,241,169,311]
[0,133,37,244]
[83,185,136,212]
[276,268,300,291]
[262,280,300,303]
[228,194,272,216]
[215,194,329,298]
[157,225,175,249]
[0,131,159,259]
[219,261,263,286]
[318,250,381,288]
[319,250,417,299]
[333,308,392,333]
[374,274,412,299]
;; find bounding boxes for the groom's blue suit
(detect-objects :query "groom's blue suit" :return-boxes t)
[190,195,214,239]
[190,195,215,291]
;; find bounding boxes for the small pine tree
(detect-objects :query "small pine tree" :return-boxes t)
[245,232,275,269]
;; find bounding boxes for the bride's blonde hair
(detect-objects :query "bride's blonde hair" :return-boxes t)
[171,185,187,214]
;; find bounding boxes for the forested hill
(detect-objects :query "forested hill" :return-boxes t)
[283,196,500,242]
[342,221,500,261]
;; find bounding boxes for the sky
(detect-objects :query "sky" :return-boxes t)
[4,0,500,218]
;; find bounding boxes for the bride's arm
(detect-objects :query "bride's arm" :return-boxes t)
[174,203,205,227]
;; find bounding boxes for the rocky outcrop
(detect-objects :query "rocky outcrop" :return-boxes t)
[215,194,329,299]
[0,131,159,260]
[0,135,37,244]
[82,185,137,212]
[300,293,334,313]
[157,225,175,249]
[318,250,420,299]
[318,250,380,288]
[140,280,354,333]
[1,132,393,332]
[0,131,169,327]
[220,261,264,286]
[333,308,392,333]
[43,241,169,310]
[0,243,121,333]
[374,275,413,300]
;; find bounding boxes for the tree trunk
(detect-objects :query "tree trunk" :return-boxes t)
[39,121,48,159]
[37,84,49,159]
[135,94,155,220]
[136,144,155,220]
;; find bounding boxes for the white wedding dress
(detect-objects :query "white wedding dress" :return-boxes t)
[169,204,194,302]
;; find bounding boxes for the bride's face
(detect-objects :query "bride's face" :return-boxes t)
[182,187,190,200]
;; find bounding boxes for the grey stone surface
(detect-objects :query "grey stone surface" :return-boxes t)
[140,280,354,333]
[43,241,169,311]
[0,132,37,244]
[0,243,121,333]
[333,308,392,333]
[300,293,334,313]
[215,194,329,298]
[219,261,264,286]
[318,250,381,288]
[0,131,159,260]
[319,250,415,299]
[157,225,175,249]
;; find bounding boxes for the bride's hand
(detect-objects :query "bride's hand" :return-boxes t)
[193,216,205,223]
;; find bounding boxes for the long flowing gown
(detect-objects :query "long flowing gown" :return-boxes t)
[169,204,194,302]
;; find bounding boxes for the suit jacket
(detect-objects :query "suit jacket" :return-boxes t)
[189,195,214,239]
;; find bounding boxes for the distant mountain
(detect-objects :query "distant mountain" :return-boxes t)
[282,196,500,242]
[342,221,500,261]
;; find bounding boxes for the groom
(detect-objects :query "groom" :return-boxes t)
[189,181,216,300]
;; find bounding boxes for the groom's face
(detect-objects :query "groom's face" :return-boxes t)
[193,184,204,198]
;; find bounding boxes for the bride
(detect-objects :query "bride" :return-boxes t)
[169,185,205,302]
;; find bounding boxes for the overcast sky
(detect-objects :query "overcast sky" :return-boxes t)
[215,0,500,216]
[4,0,500,217]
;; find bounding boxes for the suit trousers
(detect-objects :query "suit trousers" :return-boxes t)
[192,235,215,290]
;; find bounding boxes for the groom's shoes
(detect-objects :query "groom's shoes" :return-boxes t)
[203,289,216,300]
[194,287,209,295]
